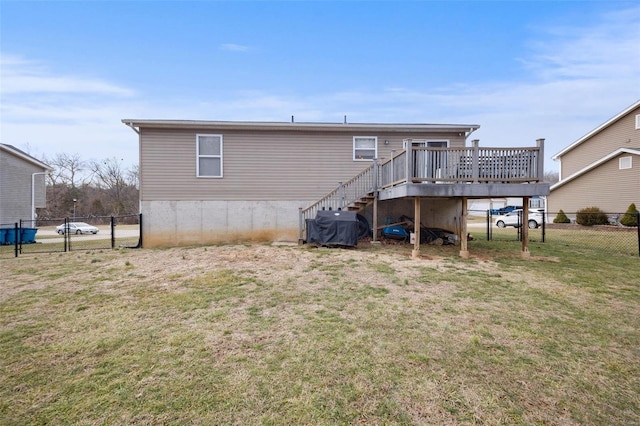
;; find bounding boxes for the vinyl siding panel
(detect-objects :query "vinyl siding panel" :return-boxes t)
[0,152,47,223]
[560,105,640,178]
[140,127,468,202]
[548,153,640,213]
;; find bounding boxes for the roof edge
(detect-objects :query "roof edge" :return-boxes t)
[121,119,480,133]
[552,99,640,160]
[550,147,640,191]
[0,143,53,171]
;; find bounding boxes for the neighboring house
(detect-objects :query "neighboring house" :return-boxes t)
[123,119,549,254]
[0,144,52,225]
[548,100,640,215]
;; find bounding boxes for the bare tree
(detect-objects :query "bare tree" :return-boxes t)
[544,170,559,184]
[89,157,137,215]
[127,163,139,189]
[39,153,139,220]
[44,153,87,188]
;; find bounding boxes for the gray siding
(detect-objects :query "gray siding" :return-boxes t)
[0,151,47,224]
[560,105,640,178]
[140,127,468,202]
[548,153,640,214]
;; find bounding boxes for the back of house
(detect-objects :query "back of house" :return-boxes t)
[123,119,478,247]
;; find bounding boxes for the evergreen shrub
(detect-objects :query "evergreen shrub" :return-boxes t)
[576,207,608,226]
[620,203,639,227]
[553,209,571,224]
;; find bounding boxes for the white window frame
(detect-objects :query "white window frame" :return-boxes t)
[196,134,223,178]
[635,114,640,130]
[353,136,378,161]
[619,156,632,170]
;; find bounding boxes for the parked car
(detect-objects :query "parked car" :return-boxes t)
[56,222,99,235]
[495,209,544,229]
[490,205,522,216]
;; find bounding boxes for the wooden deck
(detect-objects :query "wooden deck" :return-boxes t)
[299,138,551,254]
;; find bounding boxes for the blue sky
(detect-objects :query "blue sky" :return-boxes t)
[1,0,639,172]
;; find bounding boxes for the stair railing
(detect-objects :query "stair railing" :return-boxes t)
[298,161,378,241]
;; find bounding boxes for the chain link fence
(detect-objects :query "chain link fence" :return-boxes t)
[1,214,141,258]
[472,210,640,257]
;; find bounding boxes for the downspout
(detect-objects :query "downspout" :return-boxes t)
[123,120,143,243]
[31,172,48,223]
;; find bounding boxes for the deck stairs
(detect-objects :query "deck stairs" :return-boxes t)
[298,162,379,241]
[347,194,376,212]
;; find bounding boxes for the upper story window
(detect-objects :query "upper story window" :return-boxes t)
[353,136,377,161]
[197,134,223,178]
[619,156,632,170]
[635,114,640,130]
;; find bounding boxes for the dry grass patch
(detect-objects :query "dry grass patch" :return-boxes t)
[1,242,639,424]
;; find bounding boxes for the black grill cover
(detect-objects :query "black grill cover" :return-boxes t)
[306,210,358,247]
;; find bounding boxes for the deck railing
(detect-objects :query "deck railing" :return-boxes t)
[379,139,544,186]
[298,163,378,240]
[299,139,545,240]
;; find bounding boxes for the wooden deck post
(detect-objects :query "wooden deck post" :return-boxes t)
[471,139,480,183]
[522,197,530,257]
[412,197,421,258]
[372,159,379,242]
[372,195,378,242]
[459,197,469,258]
[536,139,545,182]
[405,141,413,183]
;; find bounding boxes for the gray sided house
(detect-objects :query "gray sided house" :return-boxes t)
[123,119,549,255]
[0,144,52,225]
[548,100,640,214]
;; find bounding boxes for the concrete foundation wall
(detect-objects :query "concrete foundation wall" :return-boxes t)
[373,198,462,234]
[143,197,464,248]
[142,200,305,247]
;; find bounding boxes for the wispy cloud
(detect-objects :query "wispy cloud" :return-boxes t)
[0,54,135,96]
[0,53,140,164]
[220,43,250,52]
[523,7,640,81]
[2,6,639,172]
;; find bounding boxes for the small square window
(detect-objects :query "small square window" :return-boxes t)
[619,156,632,170]
[353,136,377,161]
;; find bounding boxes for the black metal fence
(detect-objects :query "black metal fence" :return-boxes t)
[0,214,142,258]
[474,210,640,257]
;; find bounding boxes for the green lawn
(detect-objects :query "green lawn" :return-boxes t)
[1,240,639,425]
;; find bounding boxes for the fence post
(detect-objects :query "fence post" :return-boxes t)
[138,213,143,248]
[637,212,640,257]
[65,217,69,252]
[14,222,19,257]
[486,210,491,241]
[110,216,115,249]
[298,207,304,244]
